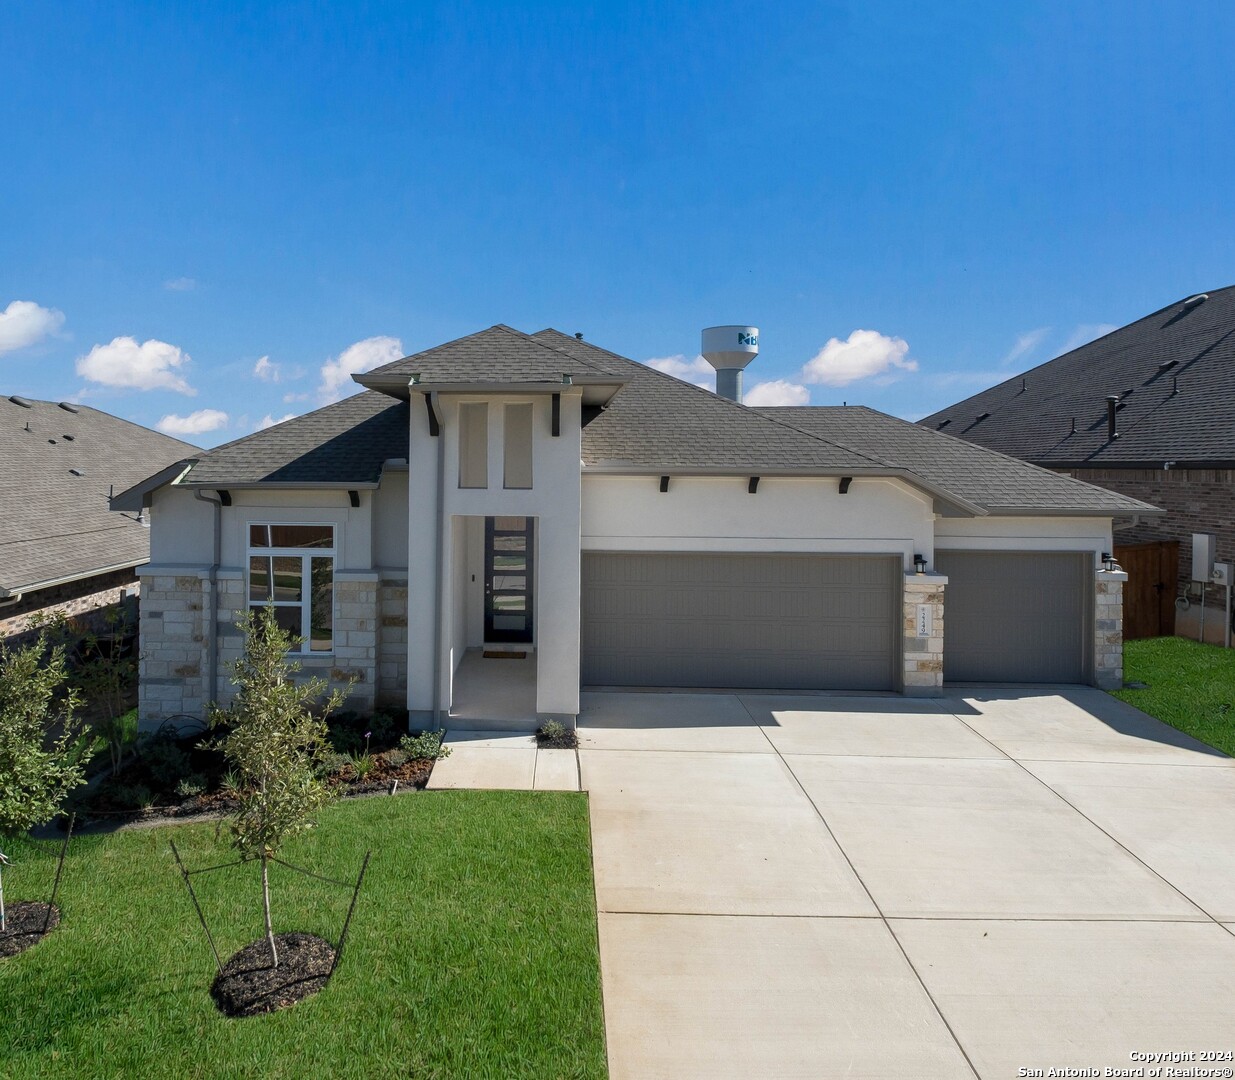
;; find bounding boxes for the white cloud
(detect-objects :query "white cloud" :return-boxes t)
[253,355,279,382]
[0,300,65,355]
[156,408,228,436]
[743,379,810,407]
[1001,327,1050,367]
[318,335,404,403]
[801,329,916,387]
[282,391,309,403]
[256,412,297,431]
[76,336,195,394]
[1058,323,1118,355]
[643,353,714,389]
[164,277,196,292]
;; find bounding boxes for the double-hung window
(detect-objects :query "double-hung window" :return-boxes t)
[247,524,335,652]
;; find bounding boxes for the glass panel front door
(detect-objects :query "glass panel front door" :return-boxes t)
[485,517,534,643]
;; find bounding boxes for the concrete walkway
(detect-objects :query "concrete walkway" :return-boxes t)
[426,730,580,791]
[580,688,1235,1079]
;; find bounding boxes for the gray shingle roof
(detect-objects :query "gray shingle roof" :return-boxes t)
[533,330,892,473]
[919,286,1235,467]
[169,325,1156,518]
[758,406,1157,515]
[0,397,198,594]
[184,392,409,486]
[364,324,626,383]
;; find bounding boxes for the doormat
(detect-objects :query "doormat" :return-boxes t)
[483,650,527,660]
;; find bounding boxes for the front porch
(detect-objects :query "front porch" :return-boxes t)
[448,647,538,729]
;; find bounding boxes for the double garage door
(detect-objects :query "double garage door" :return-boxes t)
[581,552,900,691]
[581,550,1093,690]
[935,551,1090,684]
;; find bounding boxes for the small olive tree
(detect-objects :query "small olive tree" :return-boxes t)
[0,634,96,933]
[208,606,346,968]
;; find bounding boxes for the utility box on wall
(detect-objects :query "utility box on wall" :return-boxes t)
[1192,532,1218,583]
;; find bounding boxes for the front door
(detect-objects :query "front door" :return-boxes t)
[484,516,534,644]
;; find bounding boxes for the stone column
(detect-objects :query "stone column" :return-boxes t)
[135,569,206,728]
[903,572,947,697]
[328,571,379,713]
[377,575,409,711]
[1094,567,1128,690]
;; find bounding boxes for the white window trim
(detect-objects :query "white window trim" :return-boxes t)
[246,522,337,654]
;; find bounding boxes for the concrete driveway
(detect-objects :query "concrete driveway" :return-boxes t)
[579,688,1235,1080]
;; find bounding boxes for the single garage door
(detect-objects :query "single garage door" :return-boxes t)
[935,551,1090,683]
[581,552,900,690]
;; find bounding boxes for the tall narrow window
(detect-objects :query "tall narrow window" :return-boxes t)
[504,403,533,489]
[459,402,488,489]
[247,523,335,652]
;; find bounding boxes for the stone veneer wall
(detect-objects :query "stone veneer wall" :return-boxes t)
[138,572,206,723]
[139,569,380,725]
[1093,568,1127,690]
[376,576,409,710]
[903,573,945,696]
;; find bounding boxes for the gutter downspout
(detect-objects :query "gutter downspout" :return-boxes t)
[0,593,23,609]
[430,392,446,722]
[194,489,223,712]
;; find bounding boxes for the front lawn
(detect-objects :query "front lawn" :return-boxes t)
[0,792,607,1079]
[1112,636,1235,757]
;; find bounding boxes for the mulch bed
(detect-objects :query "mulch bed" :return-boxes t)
[210,932,336,1017]
[75,754,437,826]
[0,902,60,959]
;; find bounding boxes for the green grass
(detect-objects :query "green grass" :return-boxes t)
[0,792,607,1079]
[1112,636,1235,757]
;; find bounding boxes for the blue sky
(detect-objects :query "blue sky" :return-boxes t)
[3,2,1233,445]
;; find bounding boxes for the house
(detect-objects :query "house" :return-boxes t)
[920,286,1235,643]
[113,324,1156,729]
[0,395,199,644]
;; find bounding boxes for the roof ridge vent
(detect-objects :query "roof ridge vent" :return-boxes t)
[1183,294,1208,307]
[58,402,80,413]
[8,395,33,408]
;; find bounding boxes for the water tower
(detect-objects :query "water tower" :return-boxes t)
[701,325,759,403]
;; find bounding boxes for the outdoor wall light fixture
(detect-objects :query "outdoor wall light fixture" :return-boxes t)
[1101,552,1118,572]
[914,554,927,574]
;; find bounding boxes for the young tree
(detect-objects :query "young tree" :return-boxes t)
[0,634,96,933]
[209,605,346,968]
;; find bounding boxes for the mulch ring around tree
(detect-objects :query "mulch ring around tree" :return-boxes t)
[0,902,60,959]
[210,932,336,1017]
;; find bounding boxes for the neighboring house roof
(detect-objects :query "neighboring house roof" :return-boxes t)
[159,324,1156,518]
[0,396,198,596]
[919,286,1235,468]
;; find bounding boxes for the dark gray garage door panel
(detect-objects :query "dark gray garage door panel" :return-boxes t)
[581,553,900,690]
[935,551,1089,683]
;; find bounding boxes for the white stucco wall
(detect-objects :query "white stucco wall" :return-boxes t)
[934,515,1113,565]
[410,390,582,720]
[581,475,935,568]
[149,487,216,566]
[373,468,409,571]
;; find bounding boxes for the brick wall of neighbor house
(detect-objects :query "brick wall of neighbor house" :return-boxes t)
[1065,467,1235,637]
[377,577,409,710]
[0,567,140,643]
[1066,467,1235,595]
[903,574,945,696]
[1094,568,1127,689]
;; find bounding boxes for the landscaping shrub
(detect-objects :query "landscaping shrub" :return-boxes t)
[399,729,451,761]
